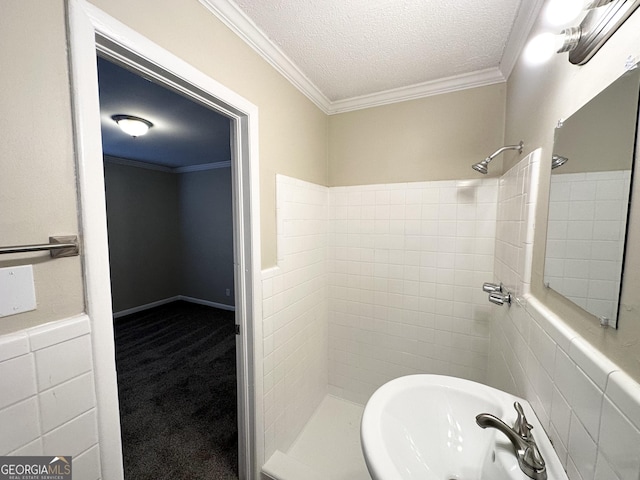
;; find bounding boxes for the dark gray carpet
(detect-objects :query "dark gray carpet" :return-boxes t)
[114,301,238,480]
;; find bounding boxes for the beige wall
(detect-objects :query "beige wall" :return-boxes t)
[0,0,327,334]
[328,84,507,186]
[179,168,235,305]
[104,161,181,312]
[505,3,640,380]
[0,1,84,335]
[88,0,328,270]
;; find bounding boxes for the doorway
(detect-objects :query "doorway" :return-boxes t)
[67,2,263,479]
[97,55,239,478]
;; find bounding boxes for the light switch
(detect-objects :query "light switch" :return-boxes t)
[0,265,37,318]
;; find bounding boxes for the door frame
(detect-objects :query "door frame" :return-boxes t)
[66,2,264,479]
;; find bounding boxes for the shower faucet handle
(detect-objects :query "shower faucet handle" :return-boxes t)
[482,282,503,293]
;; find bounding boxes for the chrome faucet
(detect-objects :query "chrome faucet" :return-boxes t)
[476,402,547,480]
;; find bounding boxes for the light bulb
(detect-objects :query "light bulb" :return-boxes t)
[524,28,581,66]
[523,33,563,65]
[112,115,153,137]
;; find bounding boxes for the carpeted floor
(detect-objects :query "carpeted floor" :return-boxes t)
[114,301,238,480]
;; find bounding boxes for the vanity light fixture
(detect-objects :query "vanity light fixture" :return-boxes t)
[545,0,614,26]
[527,0,639,65]
[112,115,153,137]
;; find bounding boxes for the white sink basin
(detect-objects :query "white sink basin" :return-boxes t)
[361,375,568,480]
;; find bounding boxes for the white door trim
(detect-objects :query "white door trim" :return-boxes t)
[66,2,264,478]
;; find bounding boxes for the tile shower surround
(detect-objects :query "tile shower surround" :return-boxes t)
[327,179,498,404]
[261,174,499,459]
[264,164,640,480]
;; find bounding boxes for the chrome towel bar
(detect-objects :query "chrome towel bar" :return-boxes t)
[0,236,79,258]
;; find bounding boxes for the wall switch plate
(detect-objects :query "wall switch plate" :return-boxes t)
[0,265,37,318]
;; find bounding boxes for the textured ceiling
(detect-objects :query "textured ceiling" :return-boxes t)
[97,57,231,168]
[231,0,523,102]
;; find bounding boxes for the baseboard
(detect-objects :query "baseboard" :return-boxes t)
[113,296,181,318]
[113,295,235,318]
[179,296,235,311]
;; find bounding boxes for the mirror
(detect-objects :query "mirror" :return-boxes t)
[544,69,640,327]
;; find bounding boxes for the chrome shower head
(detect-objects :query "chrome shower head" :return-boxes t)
[551,154,569,169]
[472,141,524,175]
[472,159,489,174]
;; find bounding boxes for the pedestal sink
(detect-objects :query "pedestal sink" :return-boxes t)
[361,375,568,480]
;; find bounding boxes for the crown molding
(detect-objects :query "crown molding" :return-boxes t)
[104,155,173,172]
[500,0,546,80]
[174,161,231,173]
[104,155,230,173]
[327,68,506,114]
[200,0,535,115]
[199,0,332,113]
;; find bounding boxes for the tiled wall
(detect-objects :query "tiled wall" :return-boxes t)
[261,175,329,460]
[327,179,499,403]
[490,298,640,480]
[494,150,540,298]
[0,315,101,479]
[262,175,499,454]
[545,170,631,322]
[489,154,640,480]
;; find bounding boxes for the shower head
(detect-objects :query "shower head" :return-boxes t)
[472,141,524,174]
[551,154,569,169]
[472,159,490,174]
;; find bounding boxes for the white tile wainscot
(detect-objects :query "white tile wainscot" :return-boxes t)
[261,175,330,461]
[0,314,101,479]
[489,151,640,480]
[490,297,640,480]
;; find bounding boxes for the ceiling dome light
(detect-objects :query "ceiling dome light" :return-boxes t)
[112,115,153,137]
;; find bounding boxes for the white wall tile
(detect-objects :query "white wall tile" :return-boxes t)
[39,373,96,434]
[605,371,640,429]
[0,332,29,362]
[0,354,36,410]
[72,445,101,480]
[598,398,640,480]
[326,177,498,403]
[43,409,98,457]
[570,366,604,442]
[9,438,43,456]
[488,154,640,480]
[594,453,621,480]
[568,413,597,480]
[35,334,93,391]
[28,315,90,351]
[0,315,98,472]
[0,397,40,454]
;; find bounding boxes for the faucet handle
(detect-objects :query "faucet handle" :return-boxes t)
[483,282,503,293]
[514,402,533,439]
